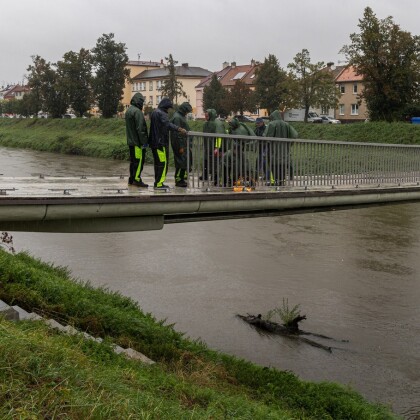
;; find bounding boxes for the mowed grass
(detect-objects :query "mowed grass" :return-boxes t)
[0,249,397,419]
[1,118,420,164]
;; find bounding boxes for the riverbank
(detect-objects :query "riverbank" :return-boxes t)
[0,248,395,419]
[0,118,419,164]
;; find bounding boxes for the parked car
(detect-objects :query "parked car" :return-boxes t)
[320,116,341,124]
[63,113,77,119]
[235,115,256,123]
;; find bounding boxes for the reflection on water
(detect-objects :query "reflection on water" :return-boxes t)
[2,146,420,418]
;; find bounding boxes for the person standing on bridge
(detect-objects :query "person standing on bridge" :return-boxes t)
[125,92,149,188]
[170,102,193,188]
[223,117,254,187]
[201,109,225,185]
[263,110,298,186]
[149,98,187,190]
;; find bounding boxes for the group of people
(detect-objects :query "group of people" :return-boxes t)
[125,92,298,190]
[125,92,188,190]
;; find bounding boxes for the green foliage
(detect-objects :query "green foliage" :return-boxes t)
[203,74,229,116]
[159,54,187,104]
[92,33,130,118]
[223,80,256,116]
[341,7,420,121]
[27,55,69,118]
[264,298,302,326]
[287,49,340,122]
[57,48,93,117]
[254,54,289,115]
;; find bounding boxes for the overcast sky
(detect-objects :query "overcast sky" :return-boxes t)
[1,0,419,85]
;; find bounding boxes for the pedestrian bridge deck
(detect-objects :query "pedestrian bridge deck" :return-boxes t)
[1,175,420,232]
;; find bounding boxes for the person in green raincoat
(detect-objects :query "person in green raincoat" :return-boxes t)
[125,92,149,187]
[201,109,225,185]
[170,102,192,188]
[263,110,298,185]
[223,117,255,186]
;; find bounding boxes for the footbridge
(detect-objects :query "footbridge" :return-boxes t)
[1,132,420,233]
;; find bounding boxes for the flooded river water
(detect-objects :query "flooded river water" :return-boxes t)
[1,147,419,418]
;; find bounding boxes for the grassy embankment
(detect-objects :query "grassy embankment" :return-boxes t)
[1,118,420,165]
[0,248,397,419]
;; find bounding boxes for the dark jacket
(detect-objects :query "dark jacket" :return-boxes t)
[170,102,192,150]
[149,98,180,148]
[125,93,148,147]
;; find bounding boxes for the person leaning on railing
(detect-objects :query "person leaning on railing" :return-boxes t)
[149,98,187,190]
[263,110,298,186]
[201,109,225,185]
[223,117,254,187]
[170,102,193,188]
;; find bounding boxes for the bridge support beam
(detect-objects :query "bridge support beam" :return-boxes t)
[0,215,164,233]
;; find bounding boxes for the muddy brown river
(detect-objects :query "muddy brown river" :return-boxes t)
[1,146,419,418]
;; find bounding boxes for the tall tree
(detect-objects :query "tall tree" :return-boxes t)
[340,7,420,121]
[254,54,289,115]
[26,55,68,118]
[223,80,256,116]
[287,49,340,122]
[57,48,93,117]
[159,54,186,104]
[203,74,228,116]
[92,33,130,118]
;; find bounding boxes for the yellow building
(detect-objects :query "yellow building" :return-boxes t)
[130,62,211,115]
[121,60,161,110]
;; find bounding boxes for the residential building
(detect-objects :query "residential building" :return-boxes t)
[1,84,30,101]
[195,60,261,119]
[121,60,161,109]
[131,62,211,115]
[335,65,368,122]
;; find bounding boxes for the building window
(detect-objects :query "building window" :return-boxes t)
[149,96,153,105]
[321,107,329,115]
[156,95,162,103]
[351,104,359,115]
[139,82,146,91]
[339,104,345,115]
[157,80,163,89]
[353,84,358,94]
[149,81,153,91]
[340,85,345,94]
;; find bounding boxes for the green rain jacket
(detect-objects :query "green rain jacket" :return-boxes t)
[170,102,192,168]
[264,110,298,139]
[203,109,225,149]
[125,93,148,147]
[228,118,255,136]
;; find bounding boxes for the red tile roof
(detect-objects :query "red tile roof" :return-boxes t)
[335,65,363,82]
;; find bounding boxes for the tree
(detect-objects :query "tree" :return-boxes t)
[92,33,130,118]
[203,74,228,116]
[57,48,93,117]
[254,54,289,115]
[159,54,186,104]
[223,80,256,116]
[287,49,340,122]
[26,55,69,118]
[340,7,420,121]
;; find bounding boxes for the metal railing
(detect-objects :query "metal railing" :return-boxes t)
[186,131,420,190]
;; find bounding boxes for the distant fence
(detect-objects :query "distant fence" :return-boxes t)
[186,131,420,189]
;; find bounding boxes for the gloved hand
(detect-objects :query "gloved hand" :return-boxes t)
[179,147,184,154]
[178,128,187,135]
[214,148,219,157]
[142,143,149,149]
